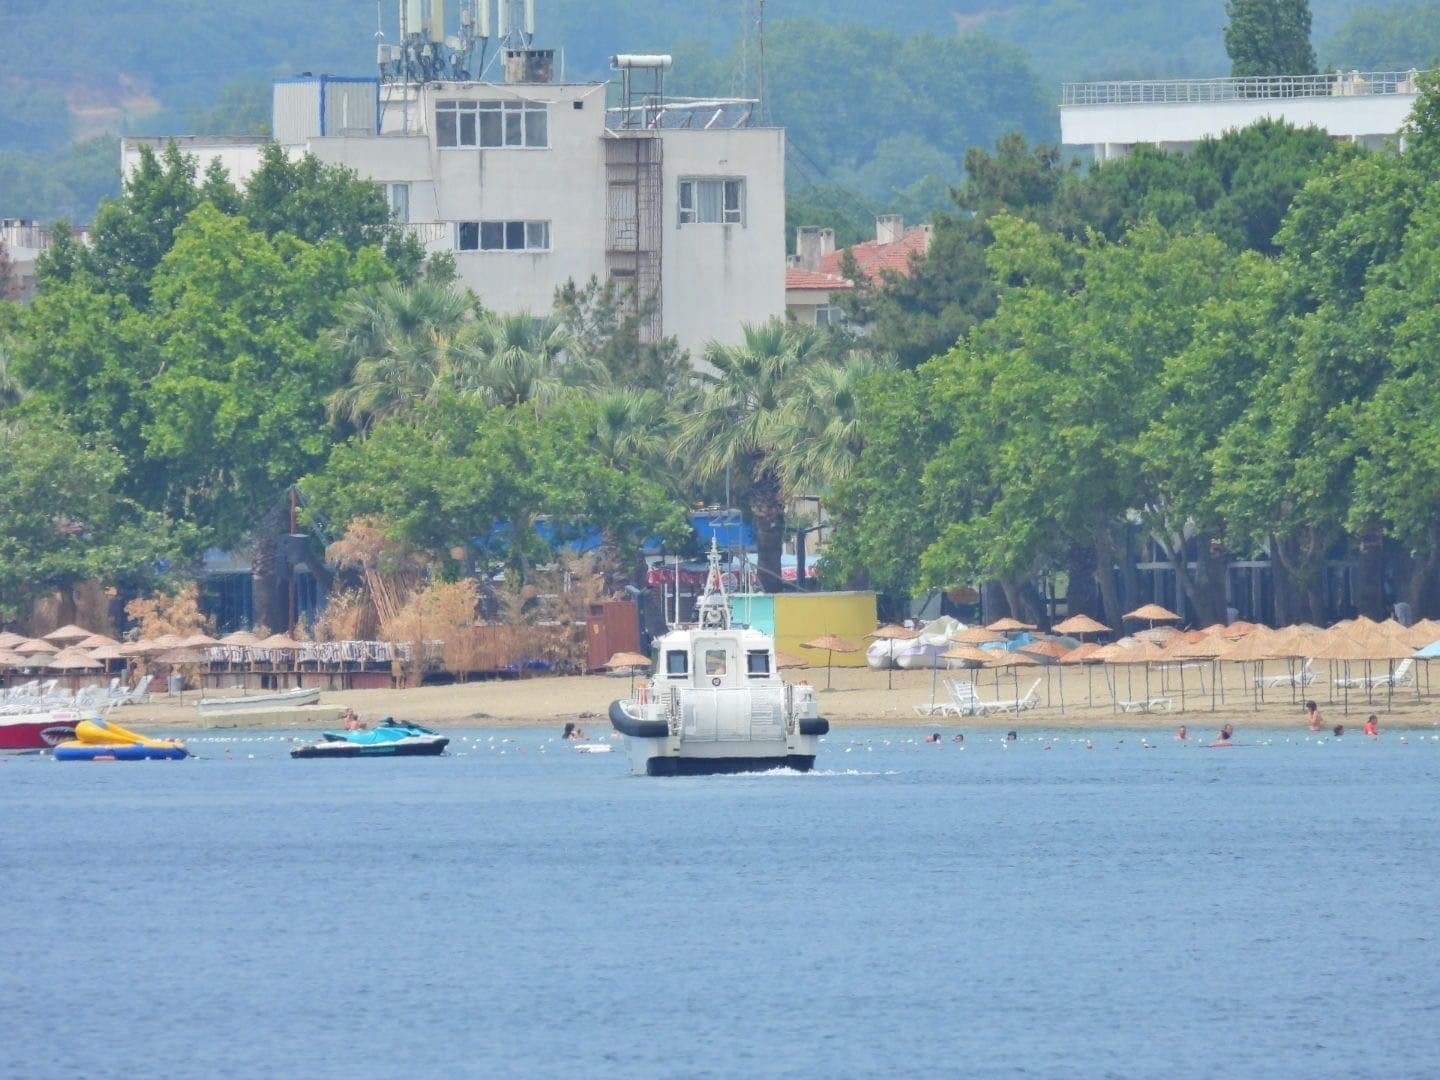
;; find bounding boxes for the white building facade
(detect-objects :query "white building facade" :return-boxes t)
[122,69,785,354]
[1061,70,1427,161]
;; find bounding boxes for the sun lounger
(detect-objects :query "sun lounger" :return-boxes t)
[982,679,1042,715]
[1333,658,1413,690]
[1256,659,1315,689]
[1118,697,1174,713]
[913,679,983,717]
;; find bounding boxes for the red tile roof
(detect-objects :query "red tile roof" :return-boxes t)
[819,226,930,281]
[785,268,854,291]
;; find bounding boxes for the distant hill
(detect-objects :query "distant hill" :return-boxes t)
[0,1,1419,222]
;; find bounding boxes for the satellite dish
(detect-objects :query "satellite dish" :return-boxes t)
[445,35,462,50]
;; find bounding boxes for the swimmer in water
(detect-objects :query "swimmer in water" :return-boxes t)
[1364,714,1379,736]
[1305,700,1322,732]
[924,732,941,743]
[1006,730,1018,741]
[1332,724,1344,737]
[1210,723,1234,747]
[1176,725,1188,741]
[952,733,965,743]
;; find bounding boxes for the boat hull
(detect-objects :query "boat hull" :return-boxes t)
[197,688,321,715]
[645,753,815,776]
[290,736,449,759]
[0,713,83,752]
[55,744,188,762]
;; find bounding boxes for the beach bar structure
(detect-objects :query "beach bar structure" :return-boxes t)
[730,591,877,668]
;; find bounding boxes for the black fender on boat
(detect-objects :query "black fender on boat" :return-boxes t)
[798,718,830,736]
[609,700,669,739]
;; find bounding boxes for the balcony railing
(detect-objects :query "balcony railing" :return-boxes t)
[1062,70,1428,107]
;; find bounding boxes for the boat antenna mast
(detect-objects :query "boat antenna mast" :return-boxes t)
[696,538,732,630]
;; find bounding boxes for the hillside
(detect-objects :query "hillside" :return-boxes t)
[0,0,1420,222]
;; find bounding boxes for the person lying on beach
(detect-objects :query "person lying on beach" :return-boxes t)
[1305,700,1322,731]
[1364,715,1379,736]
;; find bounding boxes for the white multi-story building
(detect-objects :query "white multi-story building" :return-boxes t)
[1061,69,1428,162]
[122,58,785,354]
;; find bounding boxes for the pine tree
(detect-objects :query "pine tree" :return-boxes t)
[1224,0,1317,78]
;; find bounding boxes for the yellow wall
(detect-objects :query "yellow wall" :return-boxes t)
[774,592,877,668]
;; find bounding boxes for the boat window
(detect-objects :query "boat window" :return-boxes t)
[704,649,728,676]
[746,650,771,676]
[665,650,688,676]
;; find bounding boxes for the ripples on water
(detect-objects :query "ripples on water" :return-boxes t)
[4,728,1439,1079]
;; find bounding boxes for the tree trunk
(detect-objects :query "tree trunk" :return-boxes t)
[1018,579,1047,629]
[794,527,807,593]
[1093,528,1123,629]
[56,581,78,629]
[1354,531,1386,620]
[750,465,786,594]
[1065,543,1101,621]
[252,531,281,632]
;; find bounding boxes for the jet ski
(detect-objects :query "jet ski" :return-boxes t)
[290,718,449,759]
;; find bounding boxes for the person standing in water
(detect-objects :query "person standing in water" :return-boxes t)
[1210,723,1234,747]
[1305,701,1322,731]
[1176,725,1188,741]
[1364,714,1379,736]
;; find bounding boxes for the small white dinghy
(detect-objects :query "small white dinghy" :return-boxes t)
[196,687,321,716]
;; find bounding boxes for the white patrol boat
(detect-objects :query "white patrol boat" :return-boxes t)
[609,542,829,776]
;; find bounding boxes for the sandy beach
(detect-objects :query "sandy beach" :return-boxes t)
[122,660,1440,732]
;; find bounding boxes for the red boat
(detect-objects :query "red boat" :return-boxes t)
[0,711,83,752]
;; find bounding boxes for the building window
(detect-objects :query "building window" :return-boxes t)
[384,182,410,223]
[456,220,550,252]
[436,100,548,148]
[815,304,843,327]
[678,178,744,225]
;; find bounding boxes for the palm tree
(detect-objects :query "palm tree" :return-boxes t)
[780,349,895,582]
[590,388,673,474]
[451,312,602,410]
[673,319,832,592]
[325,280,473,431]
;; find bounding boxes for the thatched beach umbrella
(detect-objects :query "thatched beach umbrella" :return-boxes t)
[1216,629,1280,710]
[1019,640,1068,710]
[1124,603,1181,632]
[775,652,808,671]
[43,624,93,644]
[986,617,1037,633]
[603,650,652,695]
[0,631,25,650]
[1111,640,1169,710]
[1053,614,1110,638]
[801,635,860,690]
[222,630,261,646]
[952,626,1003,646]
[89,644,124,671]
[14,638,58,656]
[1169,632,1229,709]
[47,650,101,668]
[0,648,31,669]
[869,624,917,690]
[181,632,221,648]
[76,633,119,649]
[1060,641,1104,708]
[985,649,1041,707]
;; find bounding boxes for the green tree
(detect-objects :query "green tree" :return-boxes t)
[326,280,477,431]
[673,320,836,592]
[0,414,189,623]
[1224,0,1318,77]
[553,276,691,395]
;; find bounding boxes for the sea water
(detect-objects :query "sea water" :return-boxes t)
[4,727,1439,1079]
